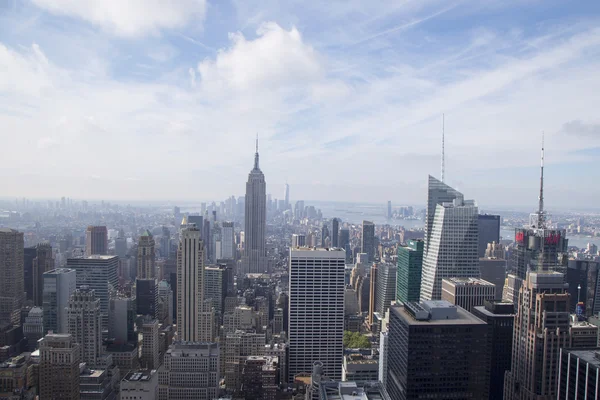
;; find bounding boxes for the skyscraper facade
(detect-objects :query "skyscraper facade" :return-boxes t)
[361,221,375,262]
[177,224,213,342]
[420,186,479,301]
[284,182,290,209]
[424,176,461,253]
[138,230,156,279]
[85,226,108,256]
[375,262,397,316]
[477,214,501,257]
[441,277,496,312]
[221,221,235,260]
[332,218,339,248]
[0,228,24,327]
[67,287,103,366]
[33,243,55,307]
[291,234,306,248]
[136,278,158,318]
[321,224,330,248]
[241,140,268,275]
[288,248,345,381]
[39,333,81,400]
[396,239,424,303]
[43,268,77,334]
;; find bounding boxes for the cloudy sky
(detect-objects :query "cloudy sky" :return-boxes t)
[1,0,599,209]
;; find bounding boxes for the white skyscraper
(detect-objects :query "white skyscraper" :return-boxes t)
[284,182,290,208]
[43,268,76,334]
[177,223,213,342]
[420,182,479,301]
[288,248,345,381]
[241,138,268,274]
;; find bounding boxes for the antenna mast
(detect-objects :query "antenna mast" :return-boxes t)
[441,114,445,183]
[537,132,545,229]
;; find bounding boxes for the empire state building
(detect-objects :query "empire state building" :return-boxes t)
[241,139,268,274]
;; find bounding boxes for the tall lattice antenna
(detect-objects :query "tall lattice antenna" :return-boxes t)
[254,133,260,169]
[537,132,545,229]
[441,114,445,183]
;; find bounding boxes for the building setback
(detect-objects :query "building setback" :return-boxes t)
[441,277,496,312]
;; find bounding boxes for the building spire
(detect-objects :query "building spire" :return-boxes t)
[254,133,259,170]
[537,132,545,229]
[441,114,445,183]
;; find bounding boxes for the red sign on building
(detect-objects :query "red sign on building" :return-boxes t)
[515,232,524,243]
[545,233,560,245]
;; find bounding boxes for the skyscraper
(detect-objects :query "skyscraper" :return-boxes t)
[136,278,158,318]
[557,348,600,399]
[420,185,479,301]
[332,218,339,248]
[85,226,108,256]
[441,277,496,312]
[39,333,81,400]
[477,214,501,257]
[425,176,461,252]
[221,221,235,260]
[387,201,392,219]
[339,228,350,262]
[33,243,55,307]
[138,230,156,279]
[289,248,345,381]
[67,287,102,366]
[396,239,424,303]
[241,138,268,275]
[361,221,375,262]
[375,262,397,316]
[291,234,306,248]
[0,228,24,327]
[284,182,290,209]
[321,223,330,247]
[43,268,77,334]
[177,223,213,342]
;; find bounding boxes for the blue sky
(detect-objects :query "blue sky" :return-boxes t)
[1,0,600,209]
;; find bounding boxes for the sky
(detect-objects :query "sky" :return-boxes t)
[1,0,600,210]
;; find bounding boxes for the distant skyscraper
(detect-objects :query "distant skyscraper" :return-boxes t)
[386,301,489,399]
[67,255,118,330]
[114,236,127,259]
[85,226,108,256]
[241,138,268,275]
[375,262,397,316]
[477,214,500,257]
[138,230,156,279]
[396,239,424,303]
[33,243,55,307]
[109,294,135,344]
[332,218,339,248]
[24,246,37,302]
[67,287,102,366]
[136,278,158,318]
[187,216,203,238]
[361,221,375,262]
[140,317,160,370]
[291,234,306,248]
[221,222,235,260]
[284,182,290,209]
[177,224,213,342]
[387,201,392,219]
[339,228,350,261]
[420,183,479,301]
[321,224,330,247]
[39,333,81,400]
[43,268,77,334]
[0,228,24,327]
[424,175,460,255]
[23,307,44,351]
[289,248,345,381]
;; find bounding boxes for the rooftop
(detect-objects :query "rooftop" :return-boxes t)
[443,277,495,286]
[562,348,600,368]
[395,301,487,326]
[123,369,155,382]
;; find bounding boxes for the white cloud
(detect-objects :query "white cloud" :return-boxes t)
[30,0,207,37]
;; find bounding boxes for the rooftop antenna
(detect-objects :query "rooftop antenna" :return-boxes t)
[441,114,445,183]
[537,132,545,229]
[254,133,260,169]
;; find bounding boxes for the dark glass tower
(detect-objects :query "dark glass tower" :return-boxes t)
[477,214,500,257]
[396,239,424,303]
[332,218,339,248]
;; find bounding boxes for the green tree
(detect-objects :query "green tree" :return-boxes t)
[343,331,371,349]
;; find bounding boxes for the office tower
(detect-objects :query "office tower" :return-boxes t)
[477,214,501,257]
[85,226,108,256]
[43,268,77,334]
[23,307,44,351]
[158,342,220,400]
[273,307,284,335]
[224,331,266,393]
[158,280,174,325]
[109,295,135,344]
[425,176,461,251]
[472,301,514,400]
[210,222,222,263]
[67,287,102,366]
[140,317,159,370]
[342,349,379,383]
[289,248,345,381]
[160,227,171,257]
[32,244,55,307]
[396,239,424,303]
[188,216,203,238]
[441,277,496,312]
[121,370,158,400]
[0,228,24,327]
[361,221,375,262]
[114,236,127,258]
[177,224,213,342]
[557,348,600,398]
[138,230,156,279]
[368,264,377,327]
[24,246,37,302]
[331,218,339,248]
[291,234,306,248]
[241,356,278,400]
[420,192,479,301]
[221,222,235,260]
[136,278,158,318]
[321,223,330,248]
[204,265,228,315]
[504,272,570,399]
[375,262,397,316]
[378,331,388,388]
[339,228,350,262]
[67,255,118,330]
[39,333,81,400]
[479,257,506,301]
[386,301,489,399]
[264,343,287,386]
[241,139,268,275]
[387,201,392,219]
[284,183,290,208]
[203,219,211,262]
[566,259,600,316]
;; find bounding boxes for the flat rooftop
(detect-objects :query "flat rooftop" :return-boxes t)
[123,369,155,382]
[443,277,494,286]
[393,303,487,326]
[562,348,600,368]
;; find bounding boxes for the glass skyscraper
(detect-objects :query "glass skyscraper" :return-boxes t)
[396,239,424,303]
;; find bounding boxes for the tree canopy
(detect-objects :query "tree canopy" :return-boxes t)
[343,331,371,349]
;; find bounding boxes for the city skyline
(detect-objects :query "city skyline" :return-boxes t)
[1,1,600,207]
